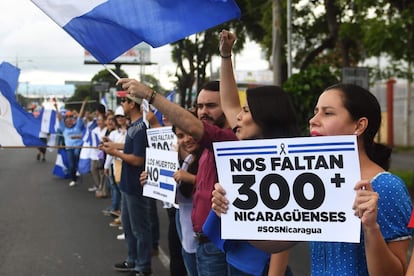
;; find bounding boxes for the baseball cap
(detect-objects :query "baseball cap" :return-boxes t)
[115,106,125,117]
[65,110,74,117]
[126,93,142,105]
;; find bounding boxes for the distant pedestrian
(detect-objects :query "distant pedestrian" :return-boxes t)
[54,99,87,187]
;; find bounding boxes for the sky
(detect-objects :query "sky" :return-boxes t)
[0,0,269,90]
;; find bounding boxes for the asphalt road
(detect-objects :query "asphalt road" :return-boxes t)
[0,149,170,276]
[3,148,411,276]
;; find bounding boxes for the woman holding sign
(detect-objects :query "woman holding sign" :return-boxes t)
[212,82,413,275]
[203,30,300,276]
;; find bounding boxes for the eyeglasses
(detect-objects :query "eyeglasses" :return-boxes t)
[121,98,130,103]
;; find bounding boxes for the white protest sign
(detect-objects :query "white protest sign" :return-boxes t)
[143,147,179,203]
[146,126,177,151]
[213,135,361,243]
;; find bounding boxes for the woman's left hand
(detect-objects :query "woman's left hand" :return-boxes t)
[353,179,379,228]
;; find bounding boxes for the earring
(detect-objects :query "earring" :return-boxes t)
[354,131,358,135]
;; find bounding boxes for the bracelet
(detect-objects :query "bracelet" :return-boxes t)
[148,90,157,104]
[220,53,232,59]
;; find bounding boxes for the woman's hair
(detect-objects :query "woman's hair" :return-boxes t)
[324,83,386,166]
[246,85,299,139]
[172,115,202,198]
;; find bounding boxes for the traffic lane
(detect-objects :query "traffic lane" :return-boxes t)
[0,149,170,276]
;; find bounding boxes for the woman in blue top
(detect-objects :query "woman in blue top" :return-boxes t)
[213,83,413,275]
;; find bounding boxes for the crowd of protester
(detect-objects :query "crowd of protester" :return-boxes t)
[40,30,414,276]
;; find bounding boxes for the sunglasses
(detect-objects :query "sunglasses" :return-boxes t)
[120,98,130,103]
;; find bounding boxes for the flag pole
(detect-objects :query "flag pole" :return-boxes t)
[103,64,121,81]
[0,145,99,149]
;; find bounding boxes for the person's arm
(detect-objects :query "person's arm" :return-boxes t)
[54,102,62,122]
[406,248,414,275]
[219,30,241,129]
[102,136,124,150]
[117,79,205,140]
[102,141,142,167]
[78,98,88,119]
[106,148,143,167]
[173,170,196,185]
[354,180,409,275]
[267,252,290,276]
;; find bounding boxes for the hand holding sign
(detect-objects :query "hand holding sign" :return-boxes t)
[212,183,229,216]
[213,135,362,243]
[353,180,379,228]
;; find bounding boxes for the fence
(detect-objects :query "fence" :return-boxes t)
[371,80,414,147]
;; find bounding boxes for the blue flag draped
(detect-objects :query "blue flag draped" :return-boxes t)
[153,91,175,125]
[31,0,241,64]
[53,148,70,179]
[0,62,45,147]
[38,107,58,134]
[77,119,98,174]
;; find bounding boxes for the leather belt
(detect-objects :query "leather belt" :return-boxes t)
[194,232,210,244]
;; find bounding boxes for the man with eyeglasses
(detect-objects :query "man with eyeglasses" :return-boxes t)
[102,94,152,276]
[117,80,235,275]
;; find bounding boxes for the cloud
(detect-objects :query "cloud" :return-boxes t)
[0,0,176,88]
[1,0,268,89]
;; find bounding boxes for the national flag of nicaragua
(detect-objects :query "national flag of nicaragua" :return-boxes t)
[38,107,58,134]
[31,0,241,64]
[100,95,108,110]
[154,91,175,125]
[53,148,70,179]
[0,62,45,147]
[77,120,98,174]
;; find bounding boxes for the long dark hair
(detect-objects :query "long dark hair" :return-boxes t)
[324,83,389,167]
[172,112,202,197]
[246,85,300,138]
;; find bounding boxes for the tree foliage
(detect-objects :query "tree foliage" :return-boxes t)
[171,0,270,107]
[362,0,414,81]
[66,67,128,112]
[283,65,339,134]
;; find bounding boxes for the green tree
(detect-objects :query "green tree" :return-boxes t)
[171,0,270,107]
[65,67,129,112]
[171,26,246,108]
[283,65,339,134]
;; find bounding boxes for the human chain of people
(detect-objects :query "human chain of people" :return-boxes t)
[1,7,414,273]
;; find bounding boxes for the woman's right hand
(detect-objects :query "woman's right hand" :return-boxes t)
[219,29,236,57]
[211,183,229,217]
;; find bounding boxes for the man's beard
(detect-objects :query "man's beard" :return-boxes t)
[200,113,226,128]
[213,113,227,128]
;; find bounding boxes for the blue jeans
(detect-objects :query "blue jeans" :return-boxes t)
[121,192,152,272]
[175,211,198,276]
[148,198,159,249]
[66,148,80,181]
[196,241,228,276]
[228,264,254,276]
[109,176,121,211]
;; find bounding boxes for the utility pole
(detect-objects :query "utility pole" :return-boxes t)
[272,0,282,85]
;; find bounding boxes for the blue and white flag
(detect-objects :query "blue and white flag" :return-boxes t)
[154,91,175,125]
[38,107,58,134]
[100,95,108,109]
[77,120,97,174]
[31,0,241,64]
[0,62,45,147]
[53,148,70,179]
